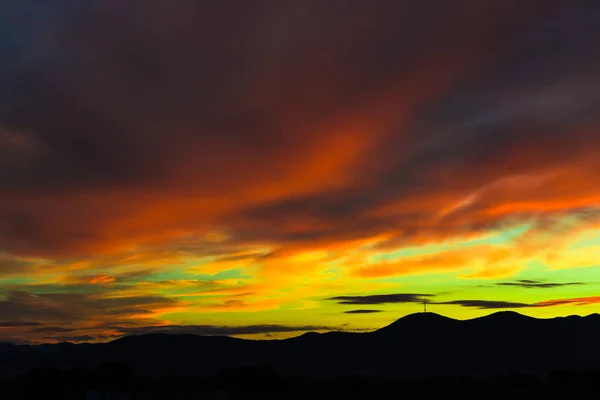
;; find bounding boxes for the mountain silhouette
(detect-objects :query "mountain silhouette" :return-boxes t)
[375,311,459,336]
[2,312,600,377]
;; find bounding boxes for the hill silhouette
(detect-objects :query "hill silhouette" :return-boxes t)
[2,312,600,377]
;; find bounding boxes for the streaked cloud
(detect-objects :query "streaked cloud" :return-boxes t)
[329,294,432,305]
[438,296,600,309]
[438,300,531,309]
[534,296,600,307]
[495,280,585,289]
[330,292,600,311]
[121,324,336,337]
[344,310,383,314]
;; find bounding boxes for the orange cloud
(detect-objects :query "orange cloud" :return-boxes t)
[352,252,468,278]
[89,274,116,284]
[535,296,600,307]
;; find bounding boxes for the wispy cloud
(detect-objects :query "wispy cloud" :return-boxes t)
[437,300,531,309]
[0,321,43,328]
[328,293,432,305]
[0,289,182,331]
[438,296,600,309]
[535,296,600,307]
[344,309,383,314]
[121,324,336,337]
[330,292,600,311]
[495,279,585,289]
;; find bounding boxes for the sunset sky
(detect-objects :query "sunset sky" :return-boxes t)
[1,1,600,344]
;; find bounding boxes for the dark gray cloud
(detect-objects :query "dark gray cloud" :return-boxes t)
[344,309,383,314]
[437,300,531,309]
[329,291,597,311]
[32,326,76,334]
[2,1,594,258]
[120,324,335,337]
[0,287,184,343]
[496,280,585,289]
[45,334,118,343]
[228,0,600,251]
[437,295,600,309]
[330,294,529,310]
[0,321,43,327]
[329,293,432,305]
[0,253,34,277]
[0,0,480,190]
[0,289,180,325]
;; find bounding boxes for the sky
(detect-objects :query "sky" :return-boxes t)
[1,1,600,344]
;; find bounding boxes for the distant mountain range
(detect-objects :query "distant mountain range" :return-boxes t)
[3,311,600,377]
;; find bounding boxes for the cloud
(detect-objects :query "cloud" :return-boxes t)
[437,300,531,309]
[534,296,600,307]
[1,1,582,260]
[0,289,182,326]
[437,295,600,309]
[0,322,43,327]
[46,334,118,343]
[89,274,116,284]
[120,324,336,337]
[328,293,432,305]
[0,253,35,277]
[496,279,585,289]
[329,294,528,310]
[0,0,500,258]
[0,286,187,343]
[0,1,599,341]
[350,251,472,278]
[31,326,76,334]
[344,310,383,314]
[328,290,600,312]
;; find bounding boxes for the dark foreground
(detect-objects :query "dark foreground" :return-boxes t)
[3,313,600,399]
[2,363,600,400]
[4,312,600,378]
